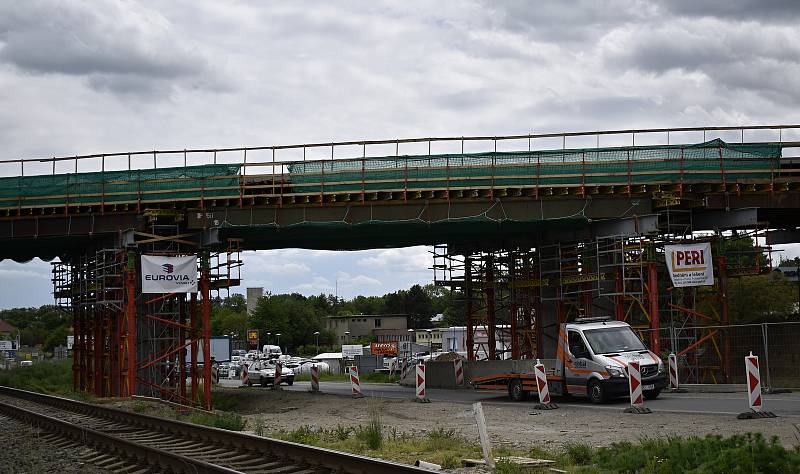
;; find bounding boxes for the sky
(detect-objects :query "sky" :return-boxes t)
[0,1,799,308]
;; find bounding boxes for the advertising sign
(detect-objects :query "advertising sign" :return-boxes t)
[370,342,398,356]
[141,255,198,294]
[247,329,259,347]
[342,344,364,358]
[665,242,714,287]
[67,335,74,350]
[0,340,13,351]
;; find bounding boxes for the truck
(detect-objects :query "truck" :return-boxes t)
[472,318,667,403]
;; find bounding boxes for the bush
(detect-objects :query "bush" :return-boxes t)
[593,433,800,474]
[0,360,73,395]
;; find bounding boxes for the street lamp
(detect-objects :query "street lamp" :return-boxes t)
[266,332,271,345]
[314,331,320,355]
[344,331,351,344]
[407,329,414,361]
[276,333,281,351]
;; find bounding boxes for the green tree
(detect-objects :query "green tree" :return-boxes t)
[727,272,797,323]
[249,293,334,352]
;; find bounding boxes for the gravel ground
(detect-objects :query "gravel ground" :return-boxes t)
[0,414,107,474]
[210,387,799,450]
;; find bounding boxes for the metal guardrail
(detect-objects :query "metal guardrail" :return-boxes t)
[0,386,430,474]
[4,124,800,175]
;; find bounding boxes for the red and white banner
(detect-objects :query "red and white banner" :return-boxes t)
[664,243,714,287]
[141,255,197,293]
[668,353,679,390]
[745,352,762,412]
[416,363,426,400]
[274,361,282,389]
[310,364,320,392]
[454,359,464,386]
[241,363,249,385]
[628,361,643,407]
[534,361,550,404]
[349,366,363,398]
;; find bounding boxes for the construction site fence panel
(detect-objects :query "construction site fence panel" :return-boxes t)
[641,322,800,389]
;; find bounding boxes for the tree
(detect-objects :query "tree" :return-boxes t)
[249,293,333,352]
[727,272,797,323]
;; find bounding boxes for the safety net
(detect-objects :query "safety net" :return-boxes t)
[286,139,782,193]
[0,164,241,208]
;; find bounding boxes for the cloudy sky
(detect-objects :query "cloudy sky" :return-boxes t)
[0,1,799,308]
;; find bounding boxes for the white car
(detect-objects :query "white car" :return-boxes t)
[245,361,295,387]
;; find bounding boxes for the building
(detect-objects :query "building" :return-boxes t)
[441,326,467,352]
[373,328,416,344]
[774,266,800,282]
[246,287,264,314]
[326,314,407,343]
[0,320,17,339]
[415,328,443,350]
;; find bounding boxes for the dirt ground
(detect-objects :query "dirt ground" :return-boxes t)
[211,387,799,450]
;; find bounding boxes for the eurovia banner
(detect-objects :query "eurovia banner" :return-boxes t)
[141,255,198,293]
[664,242,714,288]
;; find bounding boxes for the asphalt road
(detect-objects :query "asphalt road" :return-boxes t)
[219,379,800,416]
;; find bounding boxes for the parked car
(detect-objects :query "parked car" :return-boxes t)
[245,360,294,387]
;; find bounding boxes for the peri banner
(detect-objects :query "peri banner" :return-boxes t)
[141,255,198,293]
[664,242,714,287]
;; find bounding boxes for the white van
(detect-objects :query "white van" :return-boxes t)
[262,345,282,358]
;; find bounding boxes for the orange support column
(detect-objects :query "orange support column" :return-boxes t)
[201,253,212,410]
[485,256,496,360]
[190,293,199,405]
[125,251,137,397]
[648,262,661,354]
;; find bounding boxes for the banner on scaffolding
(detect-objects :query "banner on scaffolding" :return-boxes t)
[664,242,714,287]
[141,255,198,293]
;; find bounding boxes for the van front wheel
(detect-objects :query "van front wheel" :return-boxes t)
[588,379,607,404]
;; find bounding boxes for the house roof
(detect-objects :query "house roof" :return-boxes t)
[0,319,17,333]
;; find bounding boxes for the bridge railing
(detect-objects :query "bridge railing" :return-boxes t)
[2,124,800,178]
[0,125,799,210]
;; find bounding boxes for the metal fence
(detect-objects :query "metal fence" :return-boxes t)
[640,322,800,389]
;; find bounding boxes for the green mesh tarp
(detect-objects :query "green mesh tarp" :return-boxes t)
[0,164,241,208]
[286,139,781,193]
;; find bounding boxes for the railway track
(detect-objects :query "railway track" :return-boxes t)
[0,386,430,473]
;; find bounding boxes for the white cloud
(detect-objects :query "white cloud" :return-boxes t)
[1,1,799,306]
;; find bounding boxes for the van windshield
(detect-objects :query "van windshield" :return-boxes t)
[583,327,646,354]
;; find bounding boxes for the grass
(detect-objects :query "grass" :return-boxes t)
[0,360,74,395]
[181,410,246,431]
[268,423,484,468]
[294,371,399,384]
[263,424,800,473]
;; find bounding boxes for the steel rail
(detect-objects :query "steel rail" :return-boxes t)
[0,401,242,473]
[0,386,430,474]
[4,124,800,167]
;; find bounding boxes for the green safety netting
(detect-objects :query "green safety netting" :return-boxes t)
[0,164,241,208]
[286,139,782,193]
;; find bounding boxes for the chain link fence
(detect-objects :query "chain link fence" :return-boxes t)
[640,322,800,389]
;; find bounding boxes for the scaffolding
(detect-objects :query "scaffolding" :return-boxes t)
[52,214,242,409]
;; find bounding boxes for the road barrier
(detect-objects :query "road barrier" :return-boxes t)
[668,353,679,390]
[274,361,282,390]
[310,364,320,392]
[532,360,558,409]
[349,366,364,398]
[454,359,464,387]
[241,363,249,386]
[625,361,651,414]
[738,352,777,419]
[415,363,429,402]
[211,366,219,385]
[400,358,409,381]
